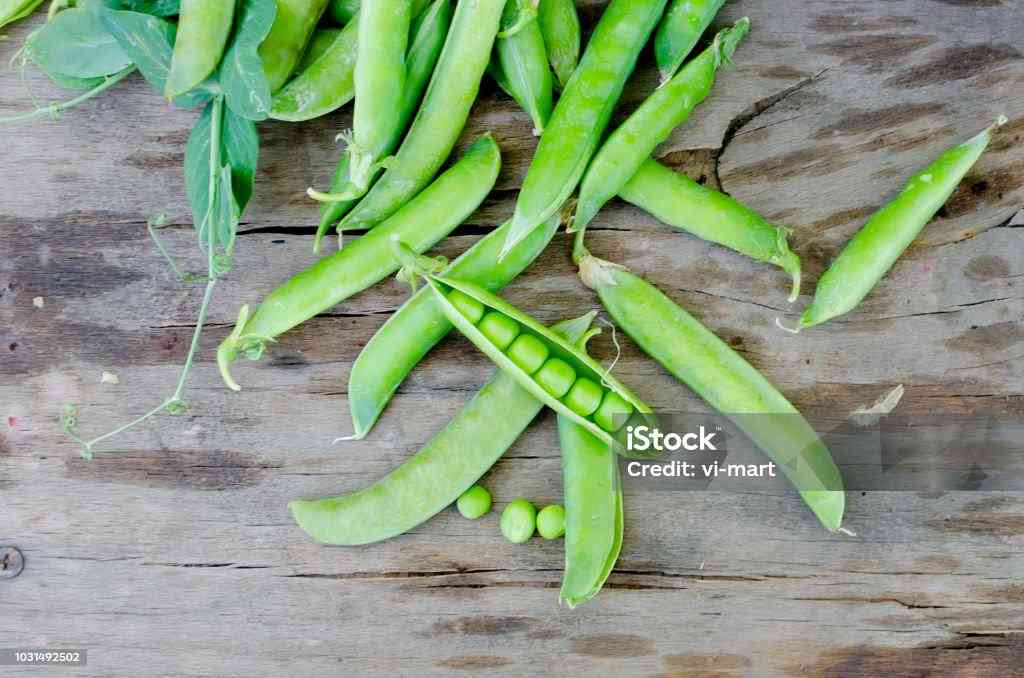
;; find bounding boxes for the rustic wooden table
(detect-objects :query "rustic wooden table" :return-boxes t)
[3,1,1023,675]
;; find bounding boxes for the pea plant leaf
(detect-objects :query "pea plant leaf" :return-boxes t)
[93,6,214,108]
[116,0,179,16]
[218,0,275,121]
[27,8,131,78]
[185,100,258,249]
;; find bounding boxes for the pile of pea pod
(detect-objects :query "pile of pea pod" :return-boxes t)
[6,0,1003,607]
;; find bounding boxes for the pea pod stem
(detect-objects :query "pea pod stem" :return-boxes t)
[0,65,134,124]
[577,254,845,531]
[572,18,749,238]
[289,312,599,546]
[793,116,1007,331]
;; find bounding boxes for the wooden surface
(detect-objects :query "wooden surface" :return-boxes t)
[2,1,1023,675]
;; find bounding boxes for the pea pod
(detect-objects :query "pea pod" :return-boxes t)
[577,254,845,531]
[294,27,341,72]
[326,0,358,23]
[260,0,332,93]
[331,0,505,235]
[342,0,412,196]
[393,240,653,452]
[217,134,501,390]
[1,0,44,30]
[268,15,357,121]
[311,0,452,250]
[537,0,579,88]
[290,312,599,545]
[499,0,668,258]
[654,0,726,83]
[619,158,801,301]
[165,0,235,99]
[494,0,552,134]
[348,215,560,440]
[572,18,749,238]
[796,118,1006,330]
[558,414,623,607]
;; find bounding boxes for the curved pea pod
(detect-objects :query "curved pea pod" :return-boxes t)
[578,255,845,532]
[165,0,236,99]
[537,0,580,89]
[294,27,341,72]
[499,0,668,258]
[326,0,359,23]
[796,117,1007,331]
[494,0,553,135]
[572,18,748,238]
[289,312,599,546]
[348,214,560,440]
[268,16,357,121]
[654,0,726,83]
[311,0,453,250]
[334,0,505,233]
[1,0,44,30]
[260,0,332,93]
[558,415,623,607]
[394,244,654,453]
[619,158,801,301]
[216,133,501,390]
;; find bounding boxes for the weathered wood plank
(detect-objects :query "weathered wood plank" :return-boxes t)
[1,0,1023,675]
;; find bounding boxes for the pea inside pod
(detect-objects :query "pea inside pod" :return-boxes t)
[391,239,654,452]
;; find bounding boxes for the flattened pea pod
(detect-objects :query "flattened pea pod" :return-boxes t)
[348,215,560,440]
[393,241,653,452]
[268,16,357,121]
[494,0,553,134]
[654,0,726,82]
[165,0,235,99]
[619,159,801,301]
[500,0,668,258]
[216,134,501,390]
[290,312,599,546]
[558,415,623,608]
[334,0,505,233]
[294,27,341,72]
[260,0,332,93]
[572,18,749,238]
[795,118,1006,330]
[578,254,845,531]
[537,0,580,88]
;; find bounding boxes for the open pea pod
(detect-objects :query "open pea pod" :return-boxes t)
[393,240,654,454]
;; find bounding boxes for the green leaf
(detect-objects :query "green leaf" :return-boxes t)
[218,0,275,121]
[93,7,214,108]
[212,164,240,254]
[185,100,258,240]
[27,8,131,78]
[116,0,179,16]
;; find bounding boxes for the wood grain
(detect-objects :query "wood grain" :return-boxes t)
[2,0,1023,675]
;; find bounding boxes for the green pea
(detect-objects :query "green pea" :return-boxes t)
[456,485,492,519]
[448,289,486,324]
[564,377,603,417]
[536,504,565,539]
[593,391,634,432]
[500,498,537,543]
[479,311,521,350]
[507,334,549,374]
[536,358,576,398]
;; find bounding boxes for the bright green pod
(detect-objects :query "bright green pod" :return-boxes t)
[654,0,726,82]
[0,0,44,30]
[290,313,597,545]
[268,15,358,121]
[536,358,576,398]
[558,414,623,607]
[564,377,603,417]
[335,0,505,233]
[346,215,560,441]
[507,334,549,374]
[797,118,1006,330]
[295,27,342,71]
[494,0,553,134]
[537,0,580,88]
[326,0,359,23]
[573,18,748,239]
[578,254,845,531]
[393,245,654,453]
[260,0,332,93]
[479,311,521,350]
[500,0,668,258]
[216,134,501,390]
[310,0,450,251]
[619,159,801,301]
[165,0,235,99]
